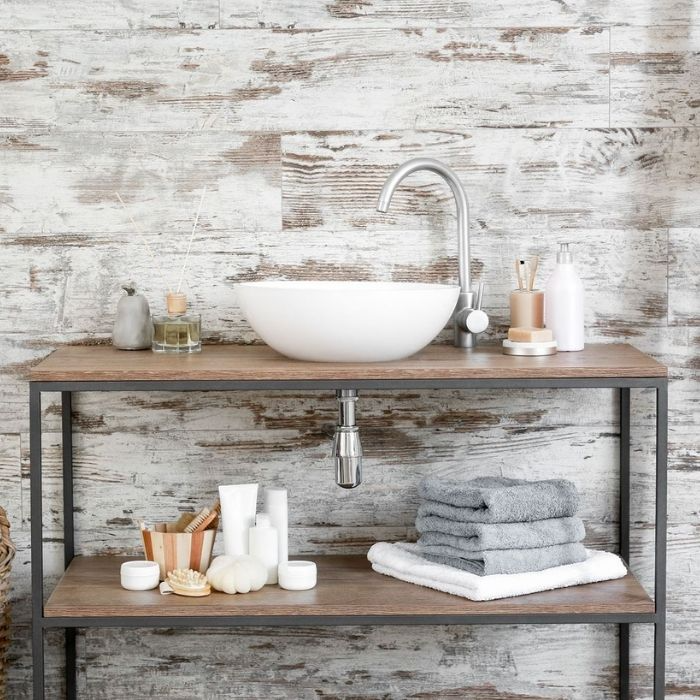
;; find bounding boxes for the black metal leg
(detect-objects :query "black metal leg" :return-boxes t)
[29,384,44,700]
[619,388,631,700]
[654,383,668,699]
[62,392,77,699]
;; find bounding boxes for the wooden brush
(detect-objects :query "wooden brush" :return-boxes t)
[173,512,196,533]
[166,568,211,597]
[184,500,221,534]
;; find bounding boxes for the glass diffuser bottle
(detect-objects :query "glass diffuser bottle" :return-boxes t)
[152,292,201,354]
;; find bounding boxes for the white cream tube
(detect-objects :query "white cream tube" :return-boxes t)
[218,483,258,555]
[264,487,288,563]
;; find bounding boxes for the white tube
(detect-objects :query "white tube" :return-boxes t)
[264,487,288,563]
[218,483,258,555]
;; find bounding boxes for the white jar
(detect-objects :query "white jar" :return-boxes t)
[120,560,160,591]
[248,513,279,585]
[278,561,317,591]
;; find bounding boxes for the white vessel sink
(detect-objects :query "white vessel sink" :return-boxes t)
[235,281,460,362]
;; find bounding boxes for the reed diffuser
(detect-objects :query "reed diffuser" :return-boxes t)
[152,188,206,354]
[117,188,207,354]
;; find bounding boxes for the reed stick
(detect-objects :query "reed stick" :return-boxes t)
[115,192,158,265]
[176,187,207,294]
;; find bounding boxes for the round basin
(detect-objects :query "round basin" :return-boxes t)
[234,281,460,362]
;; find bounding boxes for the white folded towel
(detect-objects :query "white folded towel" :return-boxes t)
[367,542,627,602]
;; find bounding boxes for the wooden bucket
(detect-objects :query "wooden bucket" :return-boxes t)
[140,521,216,580]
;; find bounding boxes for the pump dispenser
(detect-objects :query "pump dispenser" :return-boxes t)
[545,243,584,351]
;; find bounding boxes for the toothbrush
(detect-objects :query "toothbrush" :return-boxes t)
[523,260,531,292]
[528,256,539,291]
[518,259,527,291]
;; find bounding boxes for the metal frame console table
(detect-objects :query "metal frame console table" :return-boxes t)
[28,343,668,699]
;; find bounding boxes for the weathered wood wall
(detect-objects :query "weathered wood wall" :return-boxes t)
[1,1,698,697]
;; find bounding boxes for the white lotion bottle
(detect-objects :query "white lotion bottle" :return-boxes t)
[219,483,258,556]
[545,243,584,351]
[264,487,288,564]
[248,513,279,585]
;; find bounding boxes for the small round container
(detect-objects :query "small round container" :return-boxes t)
[502,339,558,357]
[278,560,317,591]
[120,560,160,591]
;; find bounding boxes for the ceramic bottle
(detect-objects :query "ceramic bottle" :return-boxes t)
[545,244,584,351]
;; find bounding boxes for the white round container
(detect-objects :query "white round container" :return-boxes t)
[278,560,317,591]
[120,560,160,591]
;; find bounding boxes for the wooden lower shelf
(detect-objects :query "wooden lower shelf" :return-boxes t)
[44,555,655,623]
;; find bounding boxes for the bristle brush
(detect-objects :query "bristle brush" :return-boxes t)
[184,500,221,533]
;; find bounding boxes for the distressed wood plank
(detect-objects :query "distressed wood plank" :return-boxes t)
[21,427,651,541]
[669,229,700,326]
[76,625,621,699]
[282,129,700,232]
[0,434,21,528]
[0,1,219,30]
[607,1,698,27]
[611,26,700,126]
[222,0,699,28]
[222,0,612,28]
[0,131,280,235]
[0,228,668,341]
[0,27,609,132]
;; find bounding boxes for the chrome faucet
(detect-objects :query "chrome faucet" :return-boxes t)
[377,158,489,348]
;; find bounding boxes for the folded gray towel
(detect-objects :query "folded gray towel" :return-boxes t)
[418,476,579,523]
[420,541,588,576]
[416,516,585,551]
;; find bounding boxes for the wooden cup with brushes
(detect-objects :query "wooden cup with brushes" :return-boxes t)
[140,499,220,580]
[504,255,557,356]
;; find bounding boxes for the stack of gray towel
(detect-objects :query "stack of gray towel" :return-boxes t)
[416,476,587,576]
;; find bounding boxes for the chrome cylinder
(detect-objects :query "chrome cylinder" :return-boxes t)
[333,389,362,488]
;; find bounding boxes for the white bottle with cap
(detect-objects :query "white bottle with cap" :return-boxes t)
[545,243,584,351]
[248,513,279,585]
[264,487,288,564]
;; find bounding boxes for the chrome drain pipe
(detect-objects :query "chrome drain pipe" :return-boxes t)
[333,389,363,488]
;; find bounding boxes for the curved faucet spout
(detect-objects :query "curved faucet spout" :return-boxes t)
[376,157,470,292]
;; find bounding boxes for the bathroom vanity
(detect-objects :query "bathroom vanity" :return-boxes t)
[28,343,668,699]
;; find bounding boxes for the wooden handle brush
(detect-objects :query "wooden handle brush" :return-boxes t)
[184,500,221,533]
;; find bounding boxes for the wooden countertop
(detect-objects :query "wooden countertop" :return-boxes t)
[45,555,654,619]
[28,343,666,382]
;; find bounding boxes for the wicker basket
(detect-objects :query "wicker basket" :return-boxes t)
[0,507,15,700]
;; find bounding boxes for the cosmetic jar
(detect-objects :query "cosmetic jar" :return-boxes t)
[278,560,317,591]
[120,560,160,591]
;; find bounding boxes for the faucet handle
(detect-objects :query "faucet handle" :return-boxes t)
[476,281,485,310]
[465,308,489,334]
[455,283,489,336]
[464,282,488,334]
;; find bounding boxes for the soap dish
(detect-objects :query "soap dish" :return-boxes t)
[502,339,557,356]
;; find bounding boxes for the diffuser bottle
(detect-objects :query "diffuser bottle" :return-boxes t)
[152,292,201,354]
[545,243,584,351]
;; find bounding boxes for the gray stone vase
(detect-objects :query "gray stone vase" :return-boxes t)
[112,285,153,350]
